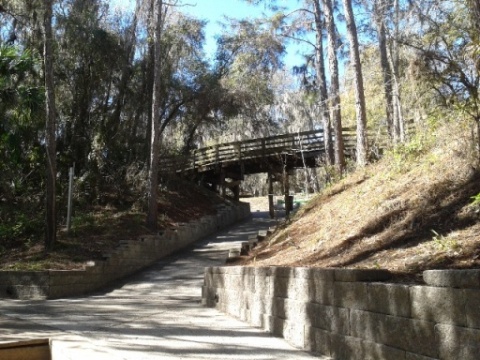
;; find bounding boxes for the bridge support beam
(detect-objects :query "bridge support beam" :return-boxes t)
[284,167,291,218]
[232,184,240,202]
[268,172,274,219]
[219,169,226,198]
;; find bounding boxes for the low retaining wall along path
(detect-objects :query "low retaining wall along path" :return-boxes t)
[202,266,480,360]
[0,202,250,300]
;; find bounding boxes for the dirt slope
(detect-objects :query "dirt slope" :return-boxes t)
[236,125,480,280]
[0,180,225,270]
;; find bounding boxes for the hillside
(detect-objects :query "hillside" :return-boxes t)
[4,121,480,279]
[236,124,480,281]
[0,180,225,271]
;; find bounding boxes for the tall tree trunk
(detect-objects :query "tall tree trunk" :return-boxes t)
[323,0,345,173]
[43,0,57,251]
[313,0,334,165]
[342,0,368,166]
[467,1,480,149]
[145,0,156,172]
[392,73,404,142]
[146,0,164,230]
[390,0,404,143]
[467,0,480,37]
[374,0,394,139]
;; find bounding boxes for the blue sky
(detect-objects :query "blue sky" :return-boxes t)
[182,0,309,67]
[112,0,308,69]
[182,0,267,60]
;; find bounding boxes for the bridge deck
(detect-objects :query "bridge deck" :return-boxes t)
[160,126,400,206]
[161,127,367,177]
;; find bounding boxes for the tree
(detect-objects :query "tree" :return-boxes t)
[466,0,480,35]
[361,0,405,143]
[323,0,344,172]
[212,17,285,141]
[390,0,404,143]
[54,0,126,196]
[146,0,165,230]
[405,0,480,145]
[312,0,334,165]
[0,46,44,239]
[244,0,337,164]
[43,0,57,250]
[108,0,142,136]
[372,0,394,138]
[342,0,368,166]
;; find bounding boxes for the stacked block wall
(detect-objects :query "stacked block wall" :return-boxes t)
[203,267,480,360]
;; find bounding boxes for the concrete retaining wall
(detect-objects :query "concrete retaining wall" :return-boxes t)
[202,266,480,360]
[0,202,250,300]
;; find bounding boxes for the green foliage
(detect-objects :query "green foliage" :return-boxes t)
[409,1,480,123]
[0,45,43,124]
[395,136,428,160]
[431,230,460,252]
[1,0,478,262]
[0,210,44,245]
[470,193,480,206]
[386,127,437,172]
[67,212,96,237]
[0,45,45,246]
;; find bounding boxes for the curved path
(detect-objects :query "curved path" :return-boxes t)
[0,209,326,359]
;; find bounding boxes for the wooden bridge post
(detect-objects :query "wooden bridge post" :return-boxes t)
[236,143,245,180]
[284,167,291,218]
[232,184,240,202]
[268,172,274,219]
[219,169,226,198]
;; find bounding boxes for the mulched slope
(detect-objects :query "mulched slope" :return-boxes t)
[235,126,480,278]
[0,182,226,270]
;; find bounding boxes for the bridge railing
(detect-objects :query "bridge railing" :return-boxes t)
[161,129,332,173]
[160,124,414,174]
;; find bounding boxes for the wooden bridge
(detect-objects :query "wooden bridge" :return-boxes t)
[162,127,365,174]
[161,127,381,216]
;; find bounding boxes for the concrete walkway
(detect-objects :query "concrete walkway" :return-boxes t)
[0,210,325,359]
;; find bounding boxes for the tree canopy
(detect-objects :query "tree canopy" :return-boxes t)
[0,0,478,246]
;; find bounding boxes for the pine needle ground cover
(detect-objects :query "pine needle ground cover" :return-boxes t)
[236,124,480,281]
[0,182,223,271]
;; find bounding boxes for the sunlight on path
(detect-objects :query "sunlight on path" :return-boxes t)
[0,208,325,359]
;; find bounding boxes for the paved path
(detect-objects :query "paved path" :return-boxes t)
[0,210,325,359]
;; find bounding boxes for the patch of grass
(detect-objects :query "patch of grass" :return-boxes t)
[431,230,460,253]
[471,192,480,206]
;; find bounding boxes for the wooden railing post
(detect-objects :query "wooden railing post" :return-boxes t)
[235,143,242,161]
[261,139,266,160]
[215,145,220,170]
